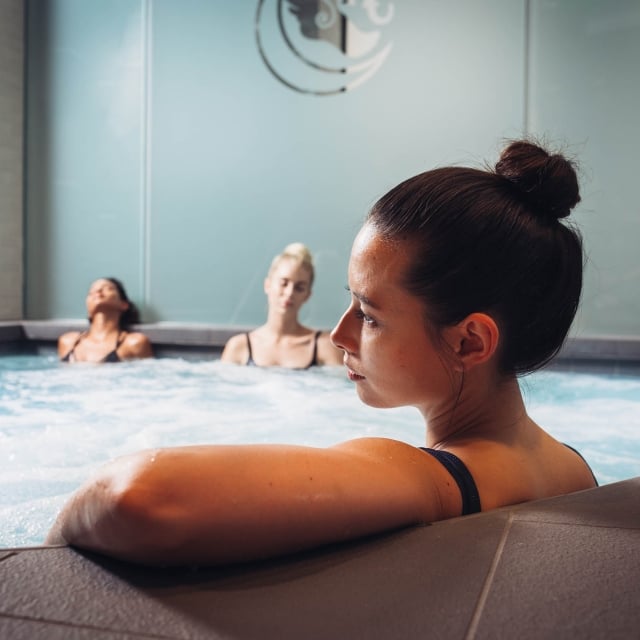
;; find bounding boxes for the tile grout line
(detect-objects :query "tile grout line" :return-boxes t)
[0,551,17,563]
[0,611,172,639]
[464,513,514,640]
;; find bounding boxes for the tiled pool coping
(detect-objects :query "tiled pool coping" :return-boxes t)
[2,320,640,373]
[1,478,639,639]
[0,320,248,359]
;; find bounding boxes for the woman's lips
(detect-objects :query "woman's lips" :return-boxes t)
[347,368,365,382]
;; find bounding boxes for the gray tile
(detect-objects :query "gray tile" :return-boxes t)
[472,520,640,640]
[138,518,508,640]
[0,615,158,640]
[0,549,220,639]
[0,518,508,640]
[509,478,640,528]
[1,479,639,639]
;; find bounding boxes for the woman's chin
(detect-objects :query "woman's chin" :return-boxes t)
[355,386,391,410]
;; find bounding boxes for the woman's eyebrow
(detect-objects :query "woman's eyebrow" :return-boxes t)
[345,286,379,310]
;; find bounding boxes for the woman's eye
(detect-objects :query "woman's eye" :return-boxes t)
[354,309,376,326]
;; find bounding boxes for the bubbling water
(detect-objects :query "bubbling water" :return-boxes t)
[1,355,639,547]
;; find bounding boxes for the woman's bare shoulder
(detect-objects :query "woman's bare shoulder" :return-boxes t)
[546,439,599,492]
[449,435,597,513]
[220,332,250,364]
[57,331,82,354]
[121,331,154,359]
[333,437,466,519]
[58,330,81,342]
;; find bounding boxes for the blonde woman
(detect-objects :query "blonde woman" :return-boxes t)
[221,243,343,368]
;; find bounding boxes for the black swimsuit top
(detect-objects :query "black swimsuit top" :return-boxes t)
[420,448,482,515]
[420,444,598,517]
[60,331,125,363]
[245,331,321,369]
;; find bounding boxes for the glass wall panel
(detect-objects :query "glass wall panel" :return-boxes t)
[26,0,525,328]
[528,0,640,336]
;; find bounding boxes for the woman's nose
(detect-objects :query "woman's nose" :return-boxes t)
[330,309,353,353]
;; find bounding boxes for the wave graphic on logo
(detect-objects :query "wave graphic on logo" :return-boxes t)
[255,0,394,95]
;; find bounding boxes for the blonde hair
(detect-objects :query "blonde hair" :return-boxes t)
[268,242,315,285]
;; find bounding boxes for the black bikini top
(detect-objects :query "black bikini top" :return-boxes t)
[420,443,598,517]
[60,331,126,363]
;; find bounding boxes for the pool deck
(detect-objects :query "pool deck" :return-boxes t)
[2,320,640,638]
[1,477,639,639]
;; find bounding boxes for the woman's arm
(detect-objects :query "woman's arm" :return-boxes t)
[46,438,454,566]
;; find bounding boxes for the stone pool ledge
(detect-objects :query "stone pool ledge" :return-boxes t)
[1,477,639,639]
[2,320,640,372]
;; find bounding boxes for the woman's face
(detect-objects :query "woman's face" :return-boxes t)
[264,258,312,314]
[331,224,456,417]
[86,279,128,317]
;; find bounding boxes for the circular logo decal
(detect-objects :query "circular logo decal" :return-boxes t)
[256,0,395,95]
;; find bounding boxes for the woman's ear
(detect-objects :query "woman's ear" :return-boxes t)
[445,313,500,371]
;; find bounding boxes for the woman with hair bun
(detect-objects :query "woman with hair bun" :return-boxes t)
[48,140,597,566]
[221,242,343,367]
[58,277,153,363]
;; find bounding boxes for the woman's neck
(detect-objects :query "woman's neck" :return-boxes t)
[262,310,309,337]
[87,313,122,338]
[423,373,530,449]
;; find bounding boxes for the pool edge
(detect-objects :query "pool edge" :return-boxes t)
[2,320,640,372]
[1,477,639,639]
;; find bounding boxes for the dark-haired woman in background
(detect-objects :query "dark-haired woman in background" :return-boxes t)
[47,140,597,565]
[58,278,153,363]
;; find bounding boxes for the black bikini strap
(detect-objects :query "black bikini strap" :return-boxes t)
[420,448,482,515]
[564,443,599,486]
[60,331,87,362]
[311,330,321,366]
[245,333,254,364]
[72,332,86,347]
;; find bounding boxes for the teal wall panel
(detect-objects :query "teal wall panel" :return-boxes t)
[25,0,639,337]
[528,0,640,337]
[145,0,523,325]
[26,0,146,318]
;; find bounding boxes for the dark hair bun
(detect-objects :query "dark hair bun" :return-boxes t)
[495,140,581,220]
